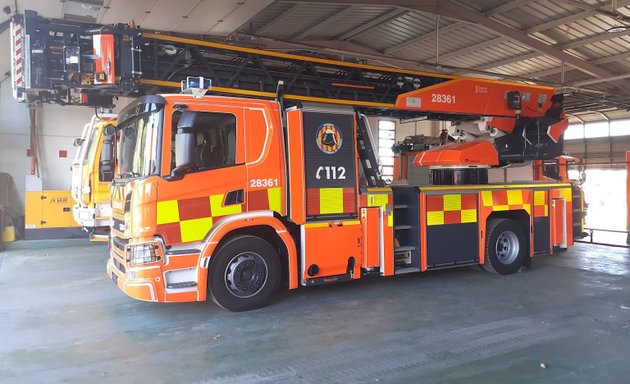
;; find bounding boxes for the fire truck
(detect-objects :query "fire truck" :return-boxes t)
[70,114,117,240]
[11,11,579,311]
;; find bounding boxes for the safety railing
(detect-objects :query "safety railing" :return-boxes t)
[575,227,630,249]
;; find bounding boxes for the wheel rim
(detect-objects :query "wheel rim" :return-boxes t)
[495,231,519,265]
[224,252,268,298]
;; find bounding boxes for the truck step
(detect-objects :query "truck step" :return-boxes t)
[395,266,421,275]
[166,281,198,289]
[394,225,412,230]
[395,245,415,252]
[89,234,109,242]
[394,204,408,209]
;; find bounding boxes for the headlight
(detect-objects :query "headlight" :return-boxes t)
[126,243,161,266]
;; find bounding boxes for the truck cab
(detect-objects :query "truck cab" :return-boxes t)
[70,115,117,238]
[108,93,289,307]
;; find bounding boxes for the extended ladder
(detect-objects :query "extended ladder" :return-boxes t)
[11,10,457,113]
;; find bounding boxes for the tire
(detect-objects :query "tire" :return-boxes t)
[481,218,528,275]
[208,235,281,312]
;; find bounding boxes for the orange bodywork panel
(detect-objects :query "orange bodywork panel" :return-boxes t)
[93,34,116,85]
[414,140,499,167]
[286,109,306,224]
[551,198,566,247]
[395,78,555,118]
[301,221,362,283]
[547,119,569,143]
[361,208,381,269]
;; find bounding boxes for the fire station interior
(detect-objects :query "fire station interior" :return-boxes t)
[1,0,630,382]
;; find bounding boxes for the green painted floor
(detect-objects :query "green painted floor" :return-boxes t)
[1,241,629,383]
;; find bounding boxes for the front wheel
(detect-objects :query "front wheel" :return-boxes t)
[208,235,281,312]
[481,218,528,275]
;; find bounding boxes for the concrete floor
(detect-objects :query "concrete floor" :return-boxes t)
[1,241,629,384]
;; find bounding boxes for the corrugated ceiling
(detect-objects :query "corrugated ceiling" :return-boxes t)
[3,0,630,121]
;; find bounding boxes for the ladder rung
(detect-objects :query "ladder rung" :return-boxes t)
[394,204,408,209]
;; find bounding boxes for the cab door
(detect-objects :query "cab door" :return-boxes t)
[156,103,246,245]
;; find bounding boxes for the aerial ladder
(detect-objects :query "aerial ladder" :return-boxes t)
[10,10,568,187]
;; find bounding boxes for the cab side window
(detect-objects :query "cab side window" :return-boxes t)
[171,111,237,172]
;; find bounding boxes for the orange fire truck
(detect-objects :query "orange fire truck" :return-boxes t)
[104,77,575,311]
[10,11,578,311]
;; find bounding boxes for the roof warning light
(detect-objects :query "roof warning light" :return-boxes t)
[181,76,211,98]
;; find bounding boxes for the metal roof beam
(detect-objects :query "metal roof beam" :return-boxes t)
[293,6,355,40]
[528,52,630,78]
[336,8,408,41]
[436,0,617,79]
[482,34,630,73]
[385,0,546,59]
[574,73,630,87]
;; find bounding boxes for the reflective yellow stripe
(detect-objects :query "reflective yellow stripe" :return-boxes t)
[210,194,242,216]
[365,187,392,193]
[427,211,444,226]
[344,220,361,226]
[180,217,213,243]
[320,188,343,214]
[157,200,179,225]
[534,191,546,206]
[507,190,523,205]
[304,222,329,228]
[559,187,573,202]
[461,209,478,223]
[481,191,493,207]
[493,205,509,211]
[368,194,385,207]
[267,187,282,213]
[443,194,461,211]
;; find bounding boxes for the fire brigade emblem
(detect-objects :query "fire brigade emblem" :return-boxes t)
[316,123,342,154]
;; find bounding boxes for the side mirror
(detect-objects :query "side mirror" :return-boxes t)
[99,125,116,182]
[73,138,84,147]
[168,111,197,180]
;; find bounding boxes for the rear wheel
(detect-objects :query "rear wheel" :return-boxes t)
[481,218,527,275]
[208,235,281,312]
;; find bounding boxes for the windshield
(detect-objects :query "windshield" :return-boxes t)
[83,127,100,165]
[118,111,161,178]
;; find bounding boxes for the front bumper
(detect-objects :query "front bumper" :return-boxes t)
[107,255,161,302]
[73,204,112,228]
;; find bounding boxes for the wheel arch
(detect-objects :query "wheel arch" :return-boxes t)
[196,211,298,301]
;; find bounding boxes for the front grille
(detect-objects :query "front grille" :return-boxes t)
[112,257,126,274]
[112,236,129,253]
[112,217,125,233]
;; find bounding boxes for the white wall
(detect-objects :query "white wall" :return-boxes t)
[0,79,31,213]
[0,80,131,214]
[394,119,443,142]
